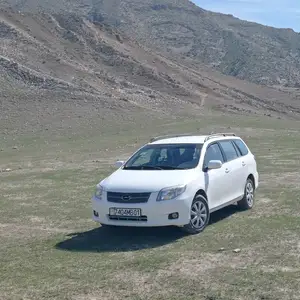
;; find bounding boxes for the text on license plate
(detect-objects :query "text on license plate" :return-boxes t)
[109,208,141,217]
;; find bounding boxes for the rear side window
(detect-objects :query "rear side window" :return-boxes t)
[219,141,238,162]
[233,139,249,156]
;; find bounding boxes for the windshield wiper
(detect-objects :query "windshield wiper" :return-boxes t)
[142,166,163,170]
[123,165,187,170]
[123,166,163,170]
[155,165,186,170]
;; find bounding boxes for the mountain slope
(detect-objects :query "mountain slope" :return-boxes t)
[1,3,300,134]
[2,0,300,87]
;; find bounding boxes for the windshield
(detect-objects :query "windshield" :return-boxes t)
[123,143,203,170]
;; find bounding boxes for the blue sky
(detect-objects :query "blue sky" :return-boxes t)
[192,0,300,32]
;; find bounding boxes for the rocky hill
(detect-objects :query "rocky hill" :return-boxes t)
[2,0,300,87]
[1,1,300,134]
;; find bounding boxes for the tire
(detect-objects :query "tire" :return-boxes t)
[182,194,210,234]
[237,178,255,210]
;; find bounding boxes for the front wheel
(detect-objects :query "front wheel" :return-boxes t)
[182,194,210,234]
[237,178,255,210]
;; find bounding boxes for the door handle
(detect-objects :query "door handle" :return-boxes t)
[242,162,246,167]
[225,168,230,173]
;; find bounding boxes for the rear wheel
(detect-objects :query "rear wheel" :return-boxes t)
[237,178,255,210]
[182,194,210,234]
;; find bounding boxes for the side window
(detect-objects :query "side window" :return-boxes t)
[219,141,238,162]
[204,143,224,167]
[233,139,249,156]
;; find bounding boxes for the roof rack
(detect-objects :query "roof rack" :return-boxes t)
[150,133,200,143]
[204,132,236,142]
[149,132,236,143]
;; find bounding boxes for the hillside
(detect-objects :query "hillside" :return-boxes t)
[1,1,300,134]
[2,0,300,87]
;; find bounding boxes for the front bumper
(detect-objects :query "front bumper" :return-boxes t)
[92,192,191,227]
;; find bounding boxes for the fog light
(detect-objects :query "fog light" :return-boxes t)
[168,212,179,220]
[93,210,99,217]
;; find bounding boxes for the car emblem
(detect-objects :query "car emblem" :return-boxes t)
[122,195,131,201]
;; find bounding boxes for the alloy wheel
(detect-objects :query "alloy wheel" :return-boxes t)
[246,181,254,207]
[190,200,208,229]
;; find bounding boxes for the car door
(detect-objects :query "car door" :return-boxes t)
[203,142,229,211]
[218,140,244,202]
[232,138,253,184]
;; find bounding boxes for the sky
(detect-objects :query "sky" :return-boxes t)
[192,0,300,32]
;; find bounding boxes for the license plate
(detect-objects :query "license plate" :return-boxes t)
[109,208,141,217]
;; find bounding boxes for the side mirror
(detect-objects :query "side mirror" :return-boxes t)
[207,160,223,170]
[115,160,125,168]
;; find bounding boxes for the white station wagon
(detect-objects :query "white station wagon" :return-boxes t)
[92,133,259,234]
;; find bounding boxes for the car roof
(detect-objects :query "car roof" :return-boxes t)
[149,135,240,145]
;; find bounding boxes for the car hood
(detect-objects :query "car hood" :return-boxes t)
[100,169,197,192]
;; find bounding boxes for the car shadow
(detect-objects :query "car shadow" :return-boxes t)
[55,205,238,253]
[209,204,238,225]
[55,225,186,253]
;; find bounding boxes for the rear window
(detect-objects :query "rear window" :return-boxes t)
[233,139,249,156]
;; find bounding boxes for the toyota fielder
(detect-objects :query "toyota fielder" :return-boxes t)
[92,133,259,234]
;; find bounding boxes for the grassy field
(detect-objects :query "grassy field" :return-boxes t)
[1,114,300,300]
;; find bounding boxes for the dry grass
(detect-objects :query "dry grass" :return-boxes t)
[1,116,300,300]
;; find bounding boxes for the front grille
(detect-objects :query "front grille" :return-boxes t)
[107,192,151,203]
[108,215,148,222]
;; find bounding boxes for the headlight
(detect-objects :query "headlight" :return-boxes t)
[94,185,104,200]
[157,185,187,201]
